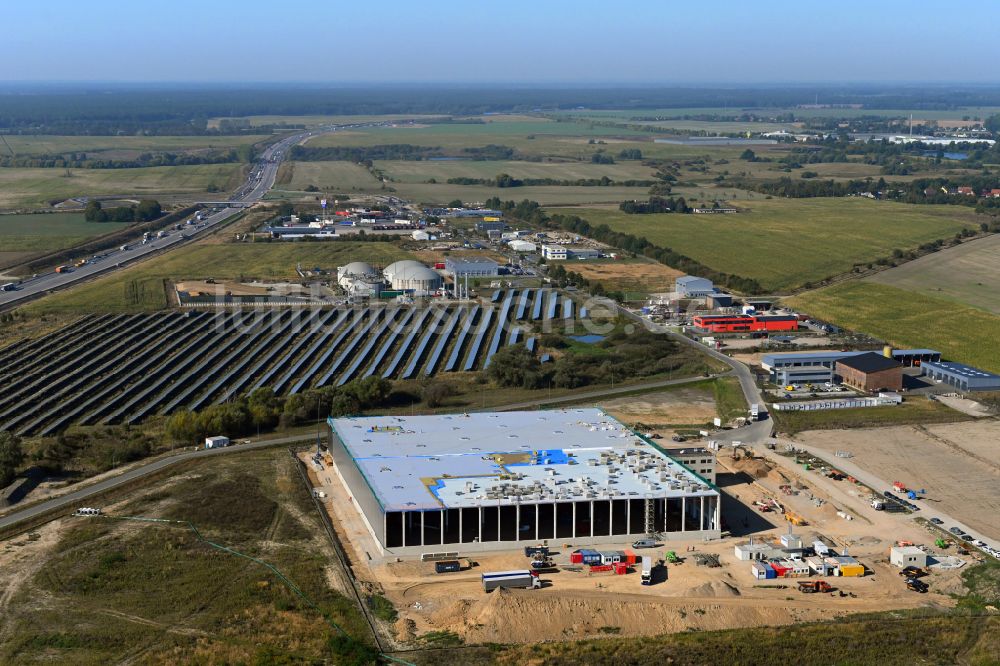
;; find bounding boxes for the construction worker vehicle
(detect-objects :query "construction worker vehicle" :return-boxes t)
[905,578,928,593]
[797,580,833,594]
[899,566,927,578]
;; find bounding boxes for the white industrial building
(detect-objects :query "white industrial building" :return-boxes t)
[383,260,443,295]
[675,276,715,297]
[325,409,721,555]
[337,261,385,297]
[542,244,599,260]
[508,239,537,253]
[444,257,499,278]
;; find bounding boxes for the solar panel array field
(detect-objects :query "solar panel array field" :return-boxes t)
[0,289,583,434]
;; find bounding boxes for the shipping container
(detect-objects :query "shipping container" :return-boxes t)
[623,549,636,565]
[589,564,613,573]
[614,562,628,575]
[435,560,461,574]
[570,552,583,564]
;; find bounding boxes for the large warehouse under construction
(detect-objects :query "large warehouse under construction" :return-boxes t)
[326,409,721,554]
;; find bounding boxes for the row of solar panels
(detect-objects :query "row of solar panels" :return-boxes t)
[0,295,584,435]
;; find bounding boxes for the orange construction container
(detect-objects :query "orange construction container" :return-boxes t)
[623,549,636,565]
[614,562,628,575]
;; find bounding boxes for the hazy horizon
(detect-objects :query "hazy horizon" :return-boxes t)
[3,0,999,84]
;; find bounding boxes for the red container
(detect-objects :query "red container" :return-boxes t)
[623,549,636,565]
[570,552,583,564]
[614,562,628,575]
[434,262,446,269]
[590,564,613,573]
[770,563,791,577]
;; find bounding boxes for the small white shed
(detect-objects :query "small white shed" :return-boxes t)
[205,436,231,449]
[890,546,927,569]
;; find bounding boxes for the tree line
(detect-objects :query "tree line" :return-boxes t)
[289,143,518,163]
[0,148,250,170]
[84,199,162,223]
[163,377,393,444]
[484,330,708,392]
[445,173,655,188]
[618,196,691,214]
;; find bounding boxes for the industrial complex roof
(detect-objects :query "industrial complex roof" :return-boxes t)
[329,409,717,512]
[922,361,1000,380]
[761,348,940,369]
[836,352,901,374]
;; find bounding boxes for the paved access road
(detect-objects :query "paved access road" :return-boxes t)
[0,433,316,531]
[616,305,773,444]
[0,124,346,310]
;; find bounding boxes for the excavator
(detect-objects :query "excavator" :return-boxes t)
[798,580,834,594]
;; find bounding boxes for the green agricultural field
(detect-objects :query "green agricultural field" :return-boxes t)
[377,159,657,183]
[0,164,247,210]
[281,161,383,192]
[786,281,1000,372]
[0,212,131,255]
[393,183,652,206]
[551,199,982,292]
[866,234,1000,315]
[1,135,269,157]
[306,116,653,160]
[23,240,413,313]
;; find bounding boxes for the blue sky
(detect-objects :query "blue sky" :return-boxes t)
[1,0,998,83]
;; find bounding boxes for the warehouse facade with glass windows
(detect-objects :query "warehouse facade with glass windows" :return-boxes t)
[326,409,721,555]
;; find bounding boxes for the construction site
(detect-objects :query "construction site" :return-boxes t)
[300,407,976,645]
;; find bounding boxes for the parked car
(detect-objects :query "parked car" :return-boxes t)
[949,527,965,536]
[930,517,944,525]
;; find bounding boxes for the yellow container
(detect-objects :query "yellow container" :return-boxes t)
[839,564,865,577]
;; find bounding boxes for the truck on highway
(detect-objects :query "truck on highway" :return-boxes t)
[120,244,129,251]
[481,570,540,592]
[641,556,653,585]
[55,265,70,273]
[157,230,168,238]
[1,282,18,291]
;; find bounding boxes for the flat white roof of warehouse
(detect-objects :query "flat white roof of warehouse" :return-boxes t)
[329,409,717,512]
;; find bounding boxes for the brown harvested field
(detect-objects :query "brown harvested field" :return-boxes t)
[600,387,717,426]
[866,233,1000,314]
[568,259,683,293]
[793,420,1000,540]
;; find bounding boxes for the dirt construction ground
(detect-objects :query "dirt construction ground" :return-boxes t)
[600,387,717,428]
[568,260,684,293]
[304,447,964,646]
[793,420,1000,541]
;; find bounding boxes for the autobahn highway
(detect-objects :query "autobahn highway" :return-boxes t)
[0,125,336,310]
